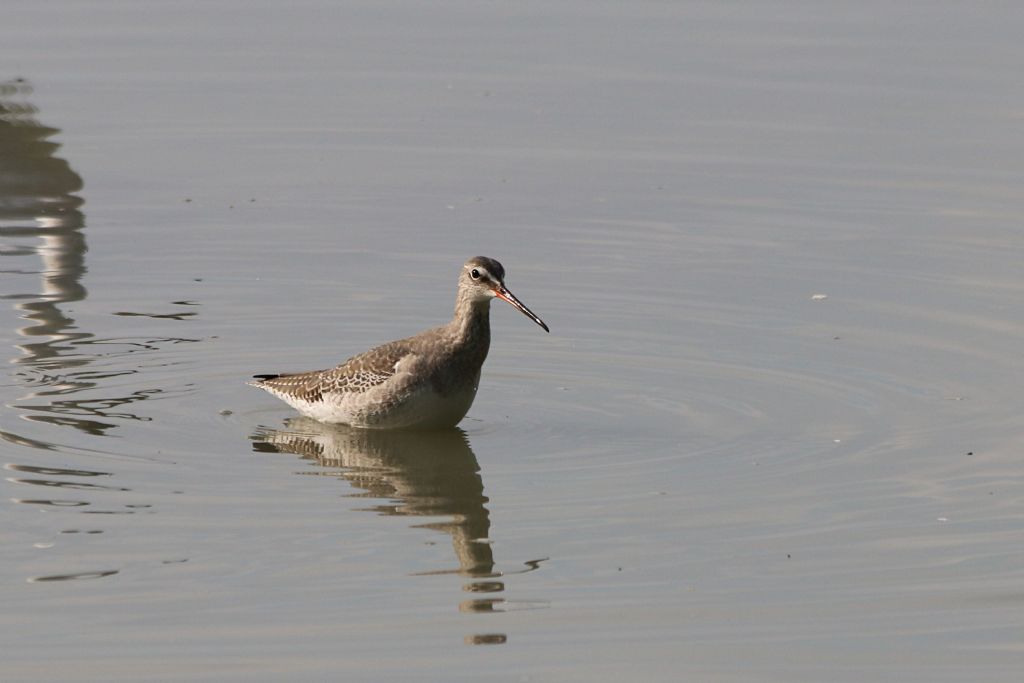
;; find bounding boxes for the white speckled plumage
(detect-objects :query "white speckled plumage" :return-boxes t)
[249,257,548,429]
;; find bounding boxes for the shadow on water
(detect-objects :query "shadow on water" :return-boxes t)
[252,417,549,644]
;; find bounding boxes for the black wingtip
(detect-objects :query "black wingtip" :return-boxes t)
[251,373,281,382]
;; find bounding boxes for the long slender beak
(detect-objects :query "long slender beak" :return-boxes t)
[494,284,549,332]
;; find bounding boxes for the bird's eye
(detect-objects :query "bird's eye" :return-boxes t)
[470,268,481,280]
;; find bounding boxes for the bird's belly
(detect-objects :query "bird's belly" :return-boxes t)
[376,384,478,429]
[293,382,479,429]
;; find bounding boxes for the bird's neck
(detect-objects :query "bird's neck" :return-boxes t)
[451,297,492,349]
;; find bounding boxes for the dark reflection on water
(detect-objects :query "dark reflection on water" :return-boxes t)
[7,478,130,491]
[19,386,166,436]
[12,499,89,507]
[5,463,111,477]
[0,78,87,367]
[252,418,548,644]
[0,430,58,450]
[5,459,138,512]
[0,79,199,439]
[28,569,119,583]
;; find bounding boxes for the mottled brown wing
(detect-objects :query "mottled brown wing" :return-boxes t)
[253,339,413,402]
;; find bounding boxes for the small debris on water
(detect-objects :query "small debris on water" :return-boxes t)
[811,293,828,301]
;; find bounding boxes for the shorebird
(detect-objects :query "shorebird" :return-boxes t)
[249,256,549,429]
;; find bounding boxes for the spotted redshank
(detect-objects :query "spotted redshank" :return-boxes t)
[249,256,549,429]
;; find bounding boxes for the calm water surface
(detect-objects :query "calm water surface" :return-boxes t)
[3,2,1024,681]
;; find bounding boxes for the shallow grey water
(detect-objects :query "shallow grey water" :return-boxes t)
[3,2,1024,681]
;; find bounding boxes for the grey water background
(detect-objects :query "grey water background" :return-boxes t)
[3,2,1024,681]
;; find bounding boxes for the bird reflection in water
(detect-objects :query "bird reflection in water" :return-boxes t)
[253,420,496,576]
[252,419,547,643]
